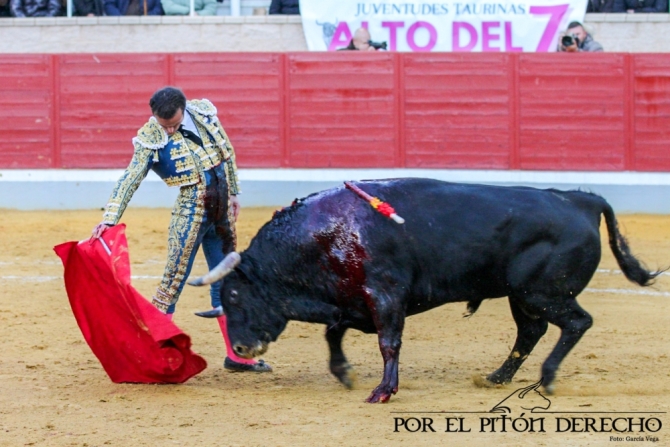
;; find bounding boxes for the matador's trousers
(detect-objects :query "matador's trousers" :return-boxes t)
[152,163,236,314]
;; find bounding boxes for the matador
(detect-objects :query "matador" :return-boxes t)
[92,87,271,373]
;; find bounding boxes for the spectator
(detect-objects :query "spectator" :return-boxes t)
[73,0,103,15]
[10,0,60,16]
[613,0,668,12]
[340,27,386,51]
[104,0,162,15]
[0,0,10,16]
[558,21,603,52]
[587,0,615,11]
[161,0,216,15]
[269,0,298,14]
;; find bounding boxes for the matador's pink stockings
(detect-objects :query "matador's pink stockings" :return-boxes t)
[217,314,256,365]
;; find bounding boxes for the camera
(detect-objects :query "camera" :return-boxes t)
[561,34,580,48]
[368,40,388,50]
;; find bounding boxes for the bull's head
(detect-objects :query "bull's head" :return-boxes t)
[188,252,288,359]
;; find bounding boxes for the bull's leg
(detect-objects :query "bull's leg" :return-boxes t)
[537,299,593,394]
[487,298,548,384]
[326,324,355,389]
[367,299,405,404]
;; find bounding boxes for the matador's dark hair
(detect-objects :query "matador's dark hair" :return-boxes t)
[149,86,186,119]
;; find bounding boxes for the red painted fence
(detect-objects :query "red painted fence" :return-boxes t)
[2,52,670,171]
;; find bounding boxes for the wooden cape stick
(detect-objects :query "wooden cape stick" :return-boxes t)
[344,181,405,224]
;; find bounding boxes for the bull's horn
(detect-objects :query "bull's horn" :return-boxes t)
[194,305,224,318]
[187,252,241,287]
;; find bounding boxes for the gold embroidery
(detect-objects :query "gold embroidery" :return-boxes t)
[174,159,195,173]
[163,129,228,187]
[133,118,168,150]
[198,120,228,154]
[164,171,201,188]
[180,134,223,173]
[151,289,172,312]
[170,140,190,161]
[225,157,240,196]
[156,182,206,306]
[186,99,217,117]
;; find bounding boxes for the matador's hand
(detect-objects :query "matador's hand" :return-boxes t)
[91,223,111,240]
[230,195,240,222]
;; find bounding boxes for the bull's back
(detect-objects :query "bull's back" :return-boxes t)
[336,179,604,313]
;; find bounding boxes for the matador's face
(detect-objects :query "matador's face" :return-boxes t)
[155,108,184,136]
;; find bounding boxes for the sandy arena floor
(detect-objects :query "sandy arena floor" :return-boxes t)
[0,207,668,447]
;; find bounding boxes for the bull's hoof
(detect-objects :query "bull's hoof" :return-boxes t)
[365,385,397,403]
[543,383,555,395]
[331,363,356,390]
[472,374,505,389]
[485,370,513,385]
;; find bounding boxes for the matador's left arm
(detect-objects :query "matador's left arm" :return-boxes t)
[101,144,152,225]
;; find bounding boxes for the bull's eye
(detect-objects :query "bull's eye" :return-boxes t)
[229,289,239,304]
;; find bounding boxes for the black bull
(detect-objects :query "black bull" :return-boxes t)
[189,178,661,403]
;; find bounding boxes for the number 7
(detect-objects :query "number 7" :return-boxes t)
[530,4,569,52]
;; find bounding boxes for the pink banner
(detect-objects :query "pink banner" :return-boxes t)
[302,0,588,52]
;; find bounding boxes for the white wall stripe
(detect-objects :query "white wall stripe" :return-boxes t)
[4,169,670,185]
[583,288,670,297]
[597,268,670,276]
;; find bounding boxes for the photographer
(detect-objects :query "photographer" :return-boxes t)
[341,27,387,51]
[558,22,603,52]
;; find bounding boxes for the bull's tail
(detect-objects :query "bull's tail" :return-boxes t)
[602,202,664,286]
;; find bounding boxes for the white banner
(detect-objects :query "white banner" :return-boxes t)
[301,0,588,52]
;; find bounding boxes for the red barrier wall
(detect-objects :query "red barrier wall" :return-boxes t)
[0,55,53,168]
[2,52,670,171]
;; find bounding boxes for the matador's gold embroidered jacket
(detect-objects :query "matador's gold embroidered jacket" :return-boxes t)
[101,99,240,225]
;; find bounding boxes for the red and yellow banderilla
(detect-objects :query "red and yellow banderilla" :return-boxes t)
[344,181,405,224]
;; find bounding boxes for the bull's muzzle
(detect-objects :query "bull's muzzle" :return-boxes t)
[188,252,241,287]
[233,342,268,359]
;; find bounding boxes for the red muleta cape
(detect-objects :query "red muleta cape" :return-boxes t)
[54,224,207,384]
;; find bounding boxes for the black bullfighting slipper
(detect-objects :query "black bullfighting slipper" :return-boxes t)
[224,357,273,373]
